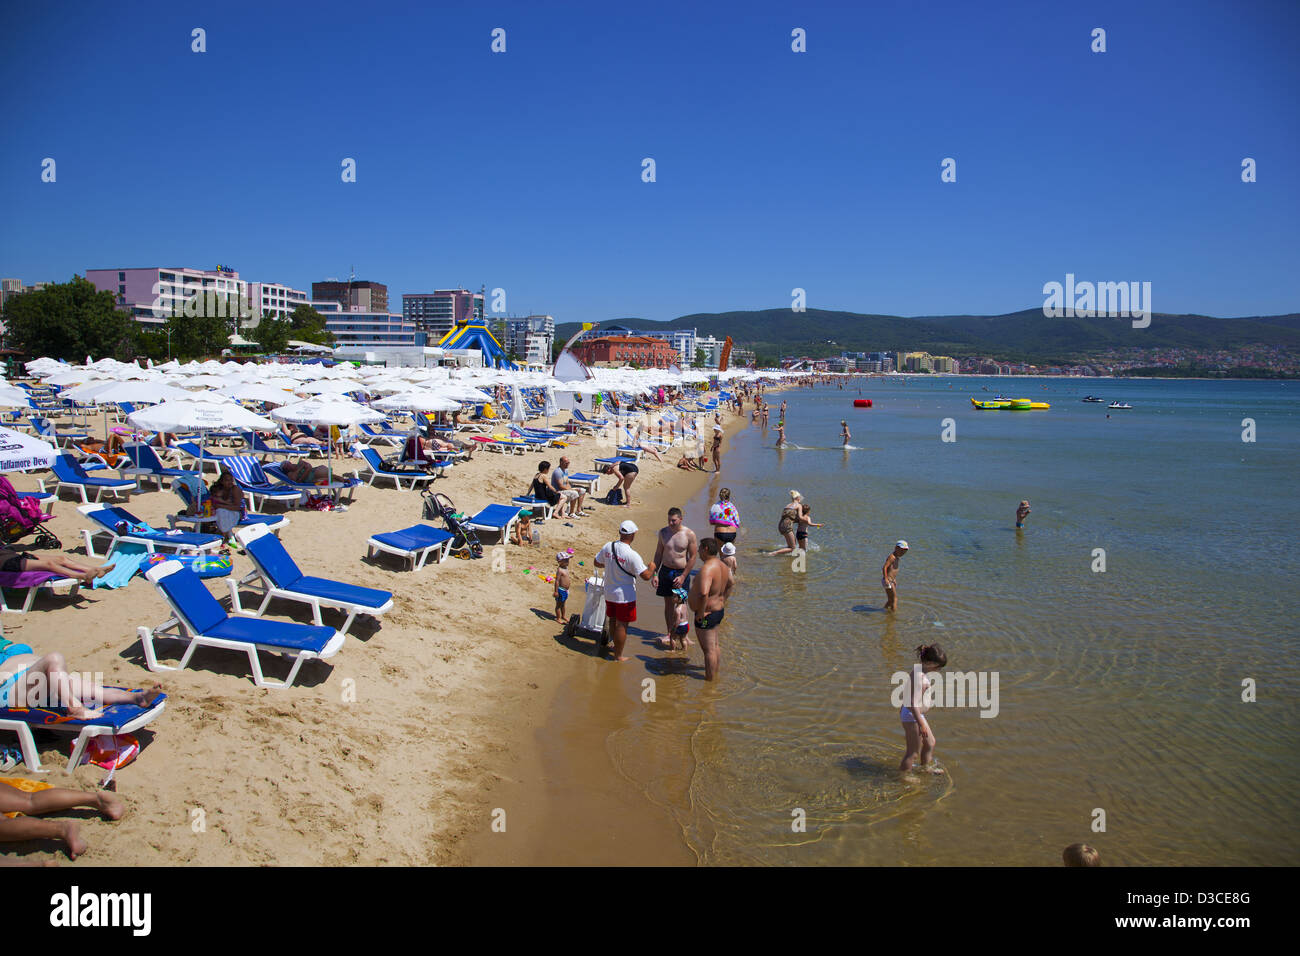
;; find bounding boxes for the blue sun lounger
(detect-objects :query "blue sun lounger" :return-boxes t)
[261,462,361,505]
[38,453,137,504]
[0,687,168,773]
[220,455,304,510]
[140,560,345,688]
[464,504,522,544]
[231,524,393,633]
[117,442,201,491]
[357,447,443,491]
[78,503,224,558]
[169,441,226,473]
[365,523,455,570]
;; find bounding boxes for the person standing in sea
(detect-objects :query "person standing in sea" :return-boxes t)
[594,520,657,663]
[882,540,908,611]
[708,488,741,549]
[689,537,733,682]
[767,490,804,556]
[841,420,851,446]
[653,508,698,651]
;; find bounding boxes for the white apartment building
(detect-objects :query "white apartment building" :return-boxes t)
[505,314,555,365]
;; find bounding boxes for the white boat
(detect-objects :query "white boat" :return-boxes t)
[1082,396,1105,403]
[1108,402,1132,409]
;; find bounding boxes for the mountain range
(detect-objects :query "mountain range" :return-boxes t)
[552,309,1300,365]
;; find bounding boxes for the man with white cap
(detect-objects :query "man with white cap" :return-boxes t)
[594,519,657,662]
[882,540,909,611]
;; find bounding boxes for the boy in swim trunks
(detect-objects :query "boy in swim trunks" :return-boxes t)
[553,552,570,623]
[882,540,907,611]
[1016,499,1031,529]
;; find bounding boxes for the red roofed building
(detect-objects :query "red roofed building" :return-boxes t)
[572,334,680,368]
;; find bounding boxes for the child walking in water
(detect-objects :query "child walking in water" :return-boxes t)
[881,540,908,610]
[1016,499,1031,529]
[900,643,948,773]
[841,420,851,446]
[553,552,570,622]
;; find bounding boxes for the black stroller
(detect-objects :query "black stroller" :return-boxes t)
[422,491,483,559]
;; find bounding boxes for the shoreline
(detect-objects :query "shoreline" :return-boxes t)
[452,410,751,865]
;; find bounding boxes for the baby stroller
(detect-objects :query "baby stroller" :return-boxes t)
[0,475,61,549]
[422,490,483,559]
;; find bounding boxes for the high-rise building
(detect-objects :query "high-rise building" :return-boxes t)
[505,314,555,366]
[403,289,484,338]
[312,280,388,314]
[247,282,309,323]
[86,266,252,326]
[315,301,422,349]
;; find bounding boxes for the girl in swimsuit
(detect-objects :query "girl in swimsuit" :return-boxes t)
[900,643,947,773]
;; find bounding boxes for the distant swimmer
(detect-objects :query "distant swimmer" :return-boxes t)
[841,420,851,446]
[899,643,947,774]
[881,540,908,611]
[1016,499,1031,529]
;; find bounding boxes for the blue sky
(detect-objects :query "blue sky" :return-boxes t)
[2,0,1297,324]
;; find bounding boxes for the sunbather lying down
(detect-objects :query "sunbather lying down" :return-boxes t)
[0,647,163,721]
[0,548,110,585]
[0,779,125,862]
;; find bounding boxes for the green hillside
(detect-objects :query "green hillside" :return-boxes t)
[555,308,1300,364]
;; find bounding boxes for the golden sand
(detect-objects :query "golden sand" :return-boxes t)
[1,410,743,865]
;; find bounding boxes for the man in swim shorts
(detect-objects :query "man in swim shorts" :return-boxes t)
[594,520,657,662]
[689,537,733,681]
[882,540,908,611]
[653,508,698,650]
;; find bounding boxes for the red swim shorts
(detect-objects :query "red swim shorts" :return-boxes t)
[605,600,637,623]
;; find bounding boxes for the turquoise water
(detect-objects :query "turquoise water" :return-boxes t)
[604,377,1300,865]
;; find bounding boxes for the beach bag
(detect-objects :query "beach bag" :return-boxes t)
[80,733,140,772]
[605,487,624,506]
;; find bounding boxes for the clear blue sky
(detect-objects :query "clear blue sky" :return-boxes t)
[2,0,1296,323]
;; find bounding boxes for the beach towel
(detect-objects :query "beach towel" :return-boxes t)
[2,777,53,815]
[173,472,206,505]
[0,569,59,590]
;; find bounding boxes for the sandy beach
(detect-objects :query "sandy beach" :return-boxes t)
[1,406,745,865]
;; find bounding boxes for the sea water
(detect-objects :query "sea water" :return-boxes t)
[596,376,1300,865]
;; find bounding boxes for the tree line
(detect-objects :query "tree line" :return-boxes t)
[1,275,334,362]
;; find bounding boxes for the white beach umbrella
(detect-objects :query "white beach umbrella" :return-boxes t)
[218,383,296,406]
[272,397,383,485]
[127,400,276,433]
[0,428,55,474]
[373,391,461,413]
[127,400,277,475]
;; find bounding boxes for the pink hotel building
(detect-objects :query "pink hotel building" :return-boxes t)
[85,266,306,327]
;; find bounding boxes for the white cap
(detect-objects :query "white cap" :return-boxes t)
[713,423,723,431]
[620,520,638,534]
[556,552,570,562]
[721,542,736,556]
[896,540,909,550]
